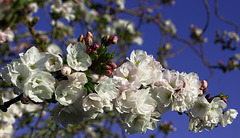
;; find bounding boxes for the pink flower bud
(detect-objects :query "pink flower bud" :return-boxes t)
[61,65,72,76]
[78,35,84,42]
[93,43,100,49]
[21,96,30,104]
[201,80,208,89]
[105,70,113,76]
[108,61,117,69]
[86,32,93,39]
[146,8,153,14]
[105,65,112,70]
[86,46,92,54]
[222,98,227,103]
[228,61,233,66]
[92,49,97,54]
[85,36,93,46]
[110,36,118,44]
[217,60,224,66]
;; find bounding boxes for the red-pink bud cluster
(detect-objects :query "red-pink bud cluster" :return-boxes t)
[86,43,100,54]
[103,61,118,77]
[101,35,118,46]
[78,32,93,46]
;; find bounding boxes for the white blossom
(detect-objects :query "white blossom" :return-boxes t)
[68,72,88,88]
[0,28,14,43]
[188,97,227,132]
[221,109,238,127]
[1,59,31,90]
[115,88,157,115]
[50,1,76,22]
[113,0,125,9]
[95,77,119,102]
[0,122,14,138]
[19,46,48,71]
[128,50,163,85]
[190,96,210,118]
[164,19,177,35]
[84,9,98,23]
[81,78,119,118]
[55,80,86,106]
[153,70,201,113]
[3,28,14,42]
[45,54,63,72]
[82,93,104,119]
[0,111,15,125]
[172,72,201,112]
[66,42,92,71]
[206,98,227,123]
[113,19,135,34]
[122,111,161,134]
[46,43,63,56]
[113,62,141,91]
[132,36,143,45]
[24,71,55,102]
[62,1,76,22]
[228,32,239,42]
[28,3,38,16]
[51,98,87,127]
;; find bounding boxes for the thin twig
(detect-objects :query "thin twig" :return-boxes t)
[29,103,46,138]
[202,0,210,35]
[215,0,238,34]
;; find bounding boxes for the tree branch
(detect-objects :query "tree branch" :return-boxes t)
[0,93,23,112]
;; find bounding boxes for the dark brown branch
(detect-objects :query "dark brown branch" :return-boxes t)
[0,93,23,112]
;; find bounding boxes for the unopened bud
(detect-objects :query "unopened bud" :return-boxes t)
[190,24,194,30]
[228,61,233,66]
[146,8,153,14]
[108,61,117,69]
[203,37,208,43]
[78,35,84,42]
[21,96,30,104]
[61,65,72,76]
[104,65,112,70]
[201,80,208,90]
[109,36,118,44]
[217,60,224,66]
[105,69,113,76]
[86,47,92,54]
[86,32,93,39]
[222,98,227,103]
[92,49,97,54]
[93,43,100,49]
[85,36,93,46]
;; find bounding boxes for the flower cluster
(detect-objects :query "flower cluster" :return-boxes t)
[0,32,238,135]
[112,49,237,134]
[0,28,14,43]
